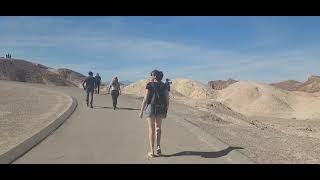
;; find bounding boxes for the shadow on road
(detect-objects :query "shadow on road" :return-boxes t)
[93,106,112,109]
[160,146,244,158]
[93,106,140,110]
[117,107,140,111]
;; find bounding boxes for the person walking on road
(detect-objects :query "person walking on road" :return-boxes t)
[108,76,121,110]
[165,78,172,92]
[95,73,102,94]
[139,70,169,158]
[82,71,96,108]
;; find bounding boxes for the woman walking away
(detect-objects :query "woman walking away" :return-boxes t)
[108,76,121,110]
[139,70,169,158]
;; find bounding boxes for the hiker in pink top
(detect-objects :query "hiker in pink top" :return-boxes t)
[108,76,121,110]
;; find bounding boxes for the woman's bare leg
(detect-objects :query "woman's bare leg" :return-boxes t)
[147,117,156,156]
[155,117,162,154]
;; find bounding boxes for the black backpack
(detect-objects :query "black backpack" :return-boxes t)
[150,82,168,115]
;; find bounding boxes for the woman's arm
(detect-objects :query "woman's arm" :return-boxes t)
[139,89,149,118]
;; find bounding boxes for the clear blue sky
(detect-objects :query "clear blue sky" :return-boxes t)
[1,16,320,84]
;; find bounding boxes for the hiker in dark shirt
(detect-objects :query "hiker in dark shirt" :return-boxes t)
[82,71,96,108]
[95,73,101,94]
[139,70,169,158]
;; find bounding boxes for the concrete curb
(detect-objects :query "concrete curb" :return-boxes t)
[169,113,255,164]
[0,96,78,164]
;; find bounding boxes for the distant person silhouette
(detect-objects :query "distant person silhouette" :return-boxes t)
[139,70,169,158]
[108,76,121,110]
[165,78,172,92]
[82,71,96,108]
[95,73,101,94]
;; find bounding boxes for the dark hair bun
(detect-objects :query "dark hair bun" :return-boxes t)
[150,69,164,81]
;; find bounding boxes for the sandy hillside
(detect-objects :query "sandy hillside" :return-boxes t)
[123,78,212,99]
[311,91,320,97]
[171,78,216,99]
[0,58,85,87]
[215,81,320,119]
[56,68,86,87]
[122,79,149,97]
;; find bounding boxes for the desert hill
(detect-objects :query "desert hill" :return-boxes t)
[0,58,86,87]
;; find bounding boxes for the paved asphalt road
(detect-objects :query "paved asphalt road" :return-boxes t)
[14,86,253,164]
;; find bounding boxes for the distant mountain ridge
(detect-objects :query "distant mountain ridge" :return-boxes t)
[270,80,302,91]
[208,78,238,90]
[271,75,320,93]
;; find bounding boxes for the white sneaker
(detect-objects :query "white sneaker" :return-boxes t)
[156,146,162,155]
